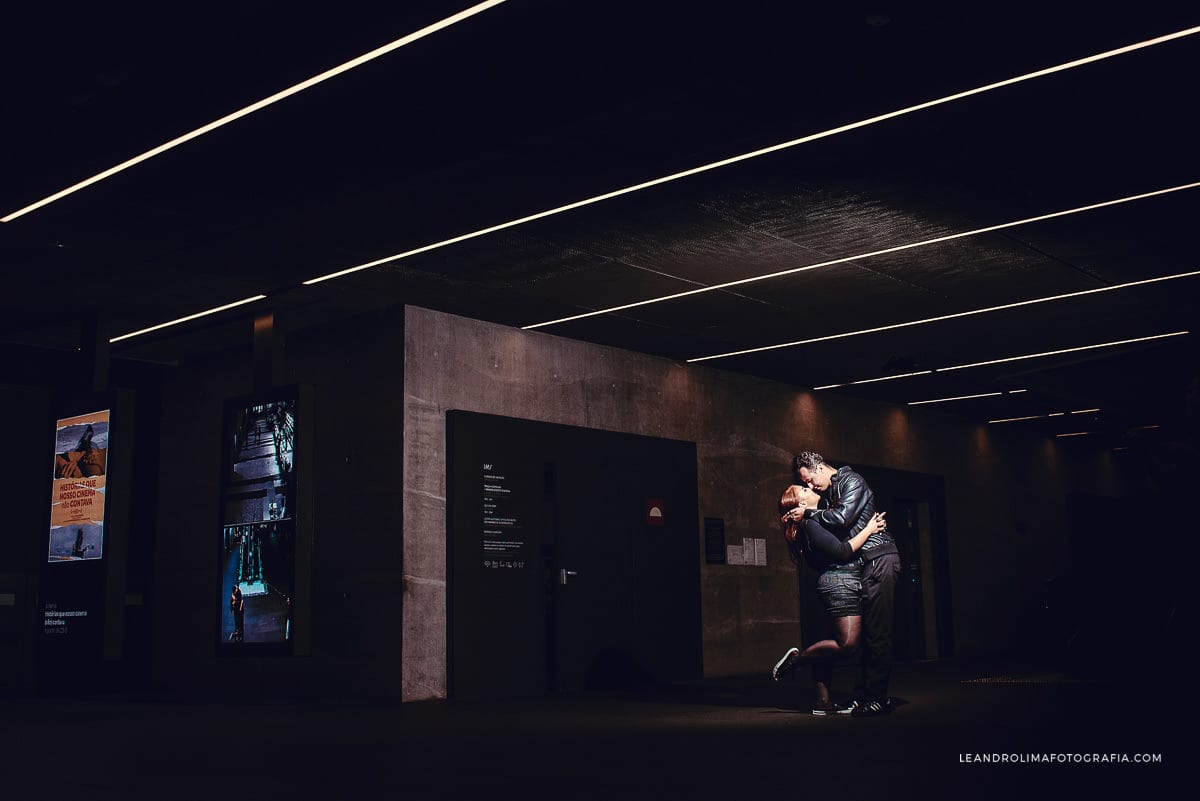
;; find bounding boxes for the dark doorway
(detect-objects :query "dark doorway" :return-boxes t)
[837,462,954,661]
[447,411,702,699]
[1057,492,1150,675]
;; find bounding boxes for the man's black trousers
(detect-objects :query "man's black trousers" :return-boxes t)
[855,551,900,702]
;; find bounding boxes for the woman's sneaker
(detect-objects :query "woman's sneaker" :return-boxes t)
[771,647,801,681]
[812,703,854,716]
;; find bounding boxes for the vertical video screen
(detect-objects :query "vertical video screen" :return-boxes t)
[48,410,109,562]
[218,398,296,649]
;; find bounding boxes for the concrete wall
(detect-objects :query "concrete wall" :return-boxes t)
[402,306,1119,700]
[0,304,1128,700]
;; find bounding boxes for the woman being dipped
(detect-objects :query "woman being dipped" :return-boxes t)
[772,484,886,714]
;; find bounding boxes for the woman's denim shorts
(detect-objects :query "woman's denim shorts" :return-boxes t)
[817,566,863,618]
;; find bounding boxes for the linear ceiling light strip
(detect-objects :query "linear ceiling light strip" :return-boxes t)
[1,0,508,223]
[300,26,1200,290]
[907,391,1007,405]
[813,371,934,390]
[991,408,1098,423]
[815,331,1188,390]
[532,180,1200,331]
[935,331,1188,371]
[687,268,1200,362]
[109,295,268,343]
[105,24,1200,344]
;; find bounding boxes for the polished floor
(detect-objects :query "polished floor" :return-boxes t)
[2,658,1179,799]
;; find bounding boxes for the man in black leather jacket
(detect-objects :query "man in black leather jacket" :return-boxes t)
[793,451,900,716]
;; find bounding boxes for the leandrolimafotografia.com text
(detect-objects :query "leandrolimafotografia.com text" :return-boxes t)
[960,753,1162,764]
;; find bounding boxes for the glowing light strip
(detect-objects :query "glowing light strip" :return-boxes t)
[813,371,932,390]
[989,408,1088,423]
[819,331,1189,391]
[908,392,1004,405]
[1056,431,1093,437]
[688,269,1200,362]
[1070,408,1101,414]
[298,26,1200,289]
[86,23,1200,343]
[109,295,267,343]
[1,1,508,222]
[531,181,1200,330]
[936,331,1188,371]
[1009,389,1028,394]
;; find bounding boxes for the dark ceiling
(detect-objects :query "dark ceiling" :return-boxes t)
[3,1,1198,449]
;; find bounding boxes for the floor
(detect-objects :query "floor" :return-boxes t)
[1,658,1180,800]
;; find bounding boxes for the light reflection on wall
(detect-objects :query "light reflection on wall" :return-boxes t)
[974,425,991,459]
[1042,435,1061,467]
[790,391,823,452]
[883,407,913,463]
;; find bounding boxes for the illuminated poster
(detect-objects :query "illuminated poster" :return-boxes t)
[47,410,109,562]
[218,397,296,649]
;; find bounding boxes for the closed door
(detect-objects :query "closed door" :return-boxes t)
[448,411,701,699]
[549,434,700,692]
[888,498,926,661]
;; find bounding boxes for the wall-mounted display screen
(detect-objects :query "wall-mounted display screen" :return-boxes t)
[217,395,297,652]
[48,409,109,562]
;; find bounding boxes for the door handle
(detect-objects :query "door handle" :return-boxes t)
[559,569,578,585]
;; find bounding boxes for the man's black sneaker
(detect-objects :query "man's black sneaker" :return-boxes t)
[851,699,892,717]
[771,647,801,681]
[812,703,854,716]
